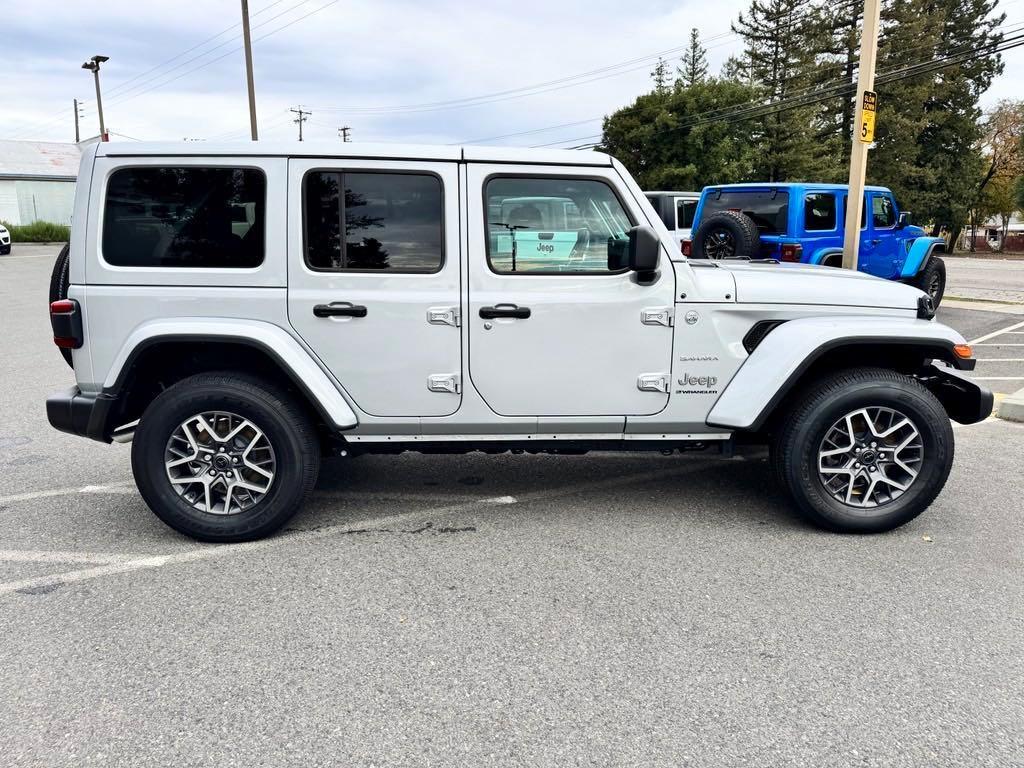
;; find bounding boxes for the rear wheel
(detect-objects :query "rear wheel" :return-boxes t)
[913,256,946,306]
[772,368,953,533]
[692,211,760,260]
[131,373,320,542]
[48,243,72,367]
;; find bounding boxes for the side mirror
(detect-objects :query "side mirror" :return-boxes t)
[628,224,660,275]
[897,211,911,229]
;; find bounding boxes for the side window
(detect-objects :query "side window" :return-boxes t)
[804,193,836,231]
[485,177,633,274]
[872,194,896,229]
[103,167,265,267]
[304,172,443,272]
[676,198,697,229]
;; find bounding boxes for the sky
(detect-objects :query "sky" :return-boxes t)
[1,0,1022,148]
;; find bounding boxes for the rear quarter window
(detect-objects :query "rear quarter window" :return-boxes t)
[702,190,789,235]
[102,167,265,268]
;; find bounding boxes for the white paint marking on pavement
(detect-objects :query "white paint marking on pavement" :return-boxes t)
[969,319,1024,345]
[972,377,1024,381]
[974,343,1024,347]
[0,482,135,505]
[973,358,1024,362]
[0,550,149,565]
[482,496,518,504]
[0,464,710,597]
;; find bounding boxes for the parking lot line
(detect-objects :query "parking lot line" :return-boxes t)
[0,482,135,505]
[974,358,1024,362]
[972,377,1024,381]
[0,463,710,598]
[969,319,1024,344]
[0,550,149,565]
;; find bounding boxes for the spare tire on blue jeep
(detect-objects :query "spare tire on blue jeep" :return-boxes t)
[692,210,760,259]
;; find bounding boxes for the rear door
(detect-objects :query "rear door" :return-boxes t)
[287,159,462,417]
[466,166,675,417]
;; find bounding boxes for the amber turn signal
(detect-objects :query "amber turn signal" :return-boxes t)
[953,344,973,359]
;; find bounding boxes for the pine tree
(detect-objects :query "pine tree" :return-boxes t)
[678,28,709,87]
[731,0,830,180]
[650,57,671,94]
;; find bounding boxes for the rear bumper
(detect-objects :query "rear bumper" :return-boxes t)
[46,386,116,442]
[922,364,993,425]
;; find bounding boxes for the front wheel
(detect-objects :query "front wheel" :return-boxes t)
[131,373,320,542]
[772,368,953,533]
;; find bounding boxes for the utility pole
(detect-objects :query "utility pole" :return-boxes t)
[338,126,351,142]
[73,99,81,143]
[240,0,259,140]
[841,0,882,270]
[81,55,110,141]
[291,106,310,141]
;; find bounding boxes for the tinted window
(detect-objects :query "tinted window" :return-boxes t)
[872,194,896,228]
[804,193,836,231]
[304,172,443,272]
[702,190,789,234]
[485,177,633,274]
[677,198,697,229]
[103,167,265,268]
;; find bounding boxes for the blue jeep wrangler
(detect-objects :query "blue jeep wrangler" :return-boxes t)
[685,183,947,305]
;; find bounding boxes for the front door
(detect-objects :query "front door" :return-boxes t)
[465,166,675,417]
[287,159,462,417]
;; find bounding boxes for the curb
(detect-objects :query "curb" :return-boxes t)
[997,387,1024,423]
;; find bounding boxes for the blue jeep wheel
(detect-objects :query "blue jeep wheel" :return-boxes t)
[692,210,760,259]
[913,256,946,306]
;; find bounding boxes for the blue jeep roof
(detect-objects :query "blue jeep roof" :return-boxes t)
[703,182,889,193]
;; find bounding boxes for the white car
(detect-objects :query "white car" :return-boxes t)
[45,141,991,542]
[0,223,11,255]
[645,190,700,252]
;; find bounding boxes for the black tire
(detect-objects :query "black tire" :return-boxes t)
[48,243,72,367]
[131,373,320,542]
[913,256,946,307]
[692,210,761,259]
[771,368,953,533]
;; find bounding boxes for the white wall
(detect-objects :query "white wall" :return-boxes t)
[15,180,75,225]
[0,180,19,225]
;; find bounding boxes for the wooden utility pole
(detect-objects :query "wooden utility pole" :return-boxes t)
[241,0,259,140]
[291,107,310,141]
[73,99,80,143]
[841,0,882,270]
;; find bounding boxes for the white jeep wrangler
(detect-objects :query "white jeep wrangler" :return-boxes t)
[46,142,992,542]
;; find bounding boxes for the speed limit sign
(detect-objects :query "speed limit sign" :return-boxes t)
[860,90,877,144]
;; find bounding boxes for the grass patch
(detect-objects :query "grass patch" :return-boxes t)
[1,220,70,243]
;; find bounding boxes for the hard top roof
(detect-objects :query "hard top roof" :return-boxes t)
[94,141,613,167]
[704,182,889,193]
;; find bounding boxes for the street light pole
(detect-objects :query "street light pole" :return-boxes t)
[81,55,109,141]
[240,0,259,140]
[841,0,882,270]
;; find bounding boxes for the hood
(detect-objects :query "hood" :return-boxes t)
[718,260,924,311]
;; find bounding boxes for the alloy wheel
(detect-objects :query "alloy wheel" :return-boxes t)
[164,411,276,515]
[704,229,736,259]
[816,406,924,508]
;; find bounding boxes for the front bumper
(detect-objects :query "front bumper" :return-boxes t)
[922,364,994,425]
[46,386,117,442]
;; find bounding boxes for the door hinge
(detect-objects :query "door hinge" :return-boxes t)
[637,373,671,393]
[641,307,674,327]
[427,373,461,394]
[427,306,461,327]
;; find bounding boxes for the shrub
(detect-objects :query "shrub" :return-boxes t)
[1,220,71,243]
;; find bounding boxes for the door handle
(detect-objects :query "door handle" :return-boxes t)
[870,239,881,245]
[313,303,368,318]
[479,303,531,320]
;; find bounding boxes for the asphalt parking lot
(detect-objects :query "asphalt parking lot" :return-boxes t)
[1,245,1022,767]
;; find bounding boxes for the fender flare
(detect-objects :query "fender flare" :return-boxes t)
[706,315,972,431]
[900,237,945,279]
[103,318,359,430]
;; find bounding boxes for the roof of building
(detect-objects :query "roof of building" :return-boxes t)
[0,140,81,181]
[91,140,613,167]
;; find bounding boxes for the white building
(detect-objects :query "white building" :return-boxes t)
[0,140,80,226]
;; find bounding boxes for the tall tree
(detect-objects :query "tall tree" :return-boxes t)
[732,0,831,180]
[650,57,671,95]
[678,28,709,87]
[602,78,759,189]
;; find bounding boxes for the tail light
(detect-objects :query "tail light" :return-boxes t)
[50,299,83,349]
[780,243,803,262]
[681,239,692,257]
